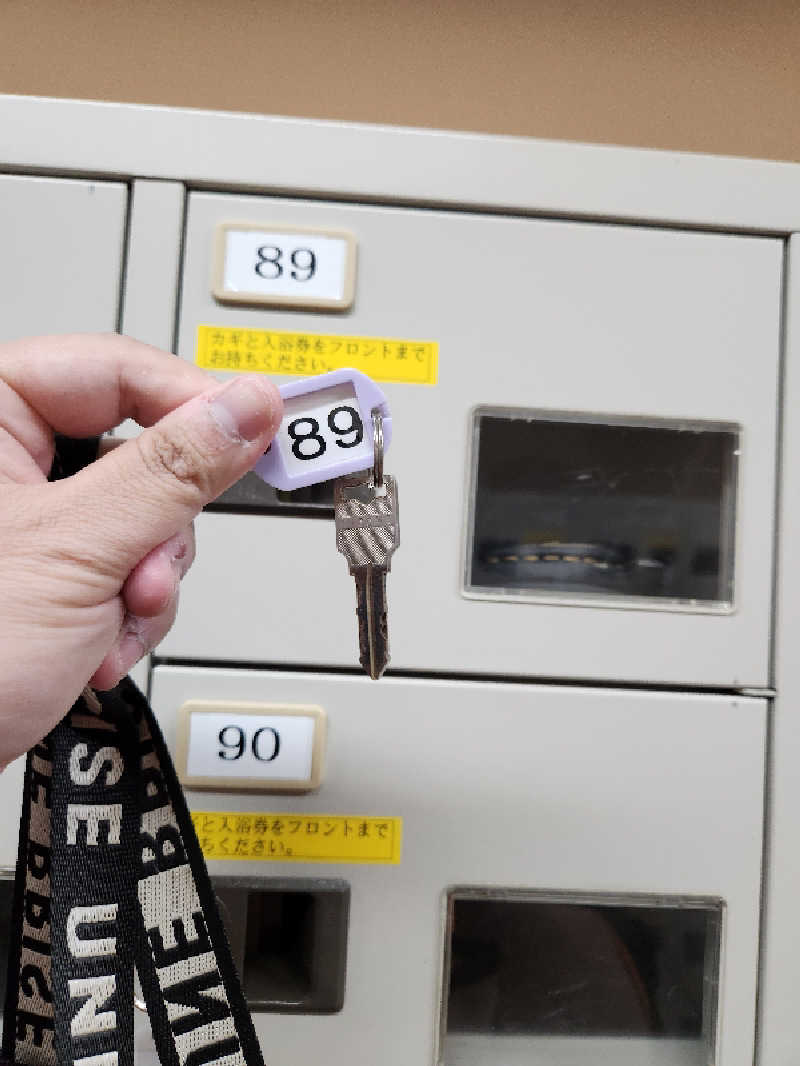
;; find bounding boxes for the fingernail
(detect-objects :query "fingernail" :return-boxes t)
[208,377,277,443]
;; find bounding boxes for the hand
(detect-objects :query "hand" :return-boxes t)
[0,334,282,765]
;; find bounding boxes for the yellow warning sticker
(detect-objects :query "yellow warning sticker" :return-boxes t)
[196,325,437,385]
[191,811,403,865]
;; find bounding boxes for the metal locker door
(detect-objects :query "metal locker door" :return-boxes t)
[165,191,781,691]
[0,174,127,340]
[0,173,128,870]
[149,666,766,1066]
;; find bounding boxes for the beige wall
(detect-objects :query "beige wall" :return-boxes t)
[1,0,799,161]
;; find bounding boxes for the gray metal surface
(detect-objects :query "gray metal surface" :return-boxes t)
[3,95,800,233]
[114,178,185,444]
[0,174,126,340]
[150,666,767,1066]
[0,172,127,869]
[164,190,781,687]
[120,179,184,351]
[756,233,800,1064]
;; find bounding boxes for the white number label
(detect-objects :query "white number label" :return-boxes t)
[214,225,356,309]
[178,704,325,791]
[276,381,372,481]
[253,367,391,492]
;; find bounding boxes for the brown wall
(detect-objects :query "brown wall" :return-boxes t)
[1,0,799,162]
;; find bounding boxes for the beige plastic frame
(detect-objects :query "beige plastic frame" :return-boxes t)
[211,222,357,311]
[175,699,327,793]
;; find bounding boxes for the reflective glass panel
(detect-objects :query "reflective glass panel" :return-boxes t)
[440,890,722,1066]
[466,410,739,606]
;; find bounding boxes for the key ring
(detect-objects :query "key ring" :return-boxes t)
[371,407,384,489]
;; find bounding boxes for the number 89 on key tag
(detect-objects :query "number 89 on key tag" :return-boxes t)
[253,367,393,490]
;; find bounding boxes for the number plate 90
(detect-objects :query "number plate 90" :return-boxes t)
[253,367,393,490]
[176,701,326,792]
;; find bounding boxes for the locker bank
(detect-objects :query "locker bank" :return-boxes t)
[3,94,800,1065]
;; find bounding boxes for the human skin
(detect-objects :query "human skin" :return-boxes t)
[0,333,282,766]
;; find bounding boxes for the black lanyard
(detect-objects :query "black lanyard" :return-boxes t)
[2,679,264,1066]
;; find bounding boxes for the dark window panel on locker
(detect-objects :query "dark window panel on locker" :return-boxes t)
[441,891,722,1064]
[467,411,739,607]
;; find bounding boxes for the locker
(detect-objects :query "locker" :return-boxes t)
[0,95,798,1065]
[0,174,127,341]
[148,666,767,1066]
[163,191,783,689]
[0,172,127,870]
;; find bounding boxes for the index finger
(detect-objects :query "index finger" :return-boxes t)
[0,333,217,437]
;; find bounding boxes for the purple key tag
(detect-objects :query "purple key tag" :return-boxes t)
[252,367,393,491]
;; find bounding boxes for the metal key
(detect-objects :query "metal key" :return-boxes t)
[334,410,400,679]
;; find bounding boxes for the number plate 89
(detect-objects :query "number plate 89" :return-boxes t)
[253,367,393,490]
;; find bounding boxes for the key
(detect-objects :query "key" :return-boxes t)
[335,468,400,680]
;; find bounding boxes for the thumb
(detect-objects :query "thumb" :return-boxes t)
[55,375,282,581]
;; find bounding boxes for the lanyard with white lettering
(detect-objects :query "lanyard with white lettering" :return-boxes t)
[0,365,394,1065]
[1,679,265,1066]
